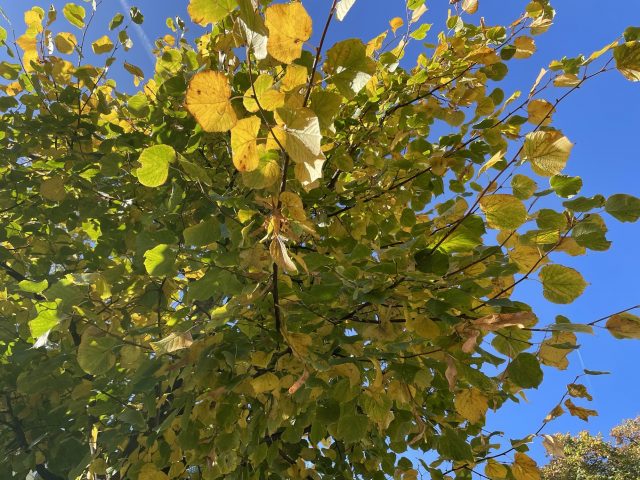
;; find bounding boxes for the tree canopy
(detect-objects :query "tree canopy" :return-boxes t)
[0,1,639,479]
[541,417,640,480]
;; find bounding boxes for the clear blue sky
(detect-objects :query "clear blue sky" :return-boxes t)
[2,0,639,469]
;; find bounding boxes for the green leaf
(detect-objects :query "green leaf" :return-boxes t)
[479,194,528,230]
[325,39,376,99]
[29,302,62,340]
[550,175,582,198]
[438,427,474,461]
[188,0,237,26]
[183,220,220,246]
[414,249,449,275]
[77,329,117,375]
[337,413,369,444]
[539,264,587,304]
[62,3,85,29]
[506,353,543,389]
[136,145,176,187]
[109,13,124,30]
[614,41,640,81]
[144,244,176,276]
[18,279,48,293]
[512,174,537,200]
[605,194,640,222]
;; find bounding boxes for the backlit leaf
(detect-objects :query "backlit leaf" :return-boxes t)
[187,0,237,26]
[523,130,573,177]
[265,3,312,64]
[231,116,261,172]
[479,194,528,230]
[63,3,85,29]
[454,387,488,423]
[539,264,587,304]
[136,145,176,187]
[150,332,193,355]
[186,71,238,132]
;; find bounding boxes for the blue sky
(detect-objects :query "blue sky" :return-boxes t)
[2,0,639,469]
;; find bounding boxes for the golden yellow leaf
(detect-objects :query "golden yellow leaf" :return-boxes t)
[485,460,508,479]
[514,36,536,59]
[509,245,548,273]
[512,453,540,480]
[55,32,77,54]
[243,74,284,113]
[265,3,312,64]
[390,17,404,34]
[231,116,261,172]
[185,71,237,132]
[539,331,576,370]
[366,31,387,56]
[527,98,554,125]
[523,130,573,177]
[92,35,114,55]
[281,64,309,92]
[462,0,479,14]
[454,388,489,424]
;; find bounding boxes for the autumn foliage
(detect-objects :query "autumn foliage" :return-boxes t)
[1,1,640,479]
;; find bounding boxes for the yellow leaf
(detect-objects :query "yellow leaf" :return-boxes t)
[606,312,640,339]
[472,311,537,331]
[187,0,237,26]
[243,74,284,113]
[462,0,479,15]
[251,372,280,394]
[91,35,113,55]
[539,331,576,370]
[527,98,554,125]
[185,71,238,132]
[294,156,325,190]
[514,36,536,59]
[231,116,261,172]
[390,17,404,34]
[150,332,193,355]
[366,31,387,56]
[55,32,77,54]
[270,235,298,274]
[477,150,504,176]
[512,453,540,480]
[564,398,598,421]
[265,3,312,64]
[523,130,573,177]
[485,460,508,479]
[509,244,548,273]
[454,388,488,424]
[281,64,309,92]
[554,73,581,87]
[479,194,528,230]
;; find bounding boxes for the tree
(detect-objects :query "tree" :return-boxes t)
[0,0,639,478]
[541,417,640,480]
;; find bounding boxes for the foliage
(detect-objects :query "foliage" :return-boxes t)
[0,0,639,479]
[541,417,640,480]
